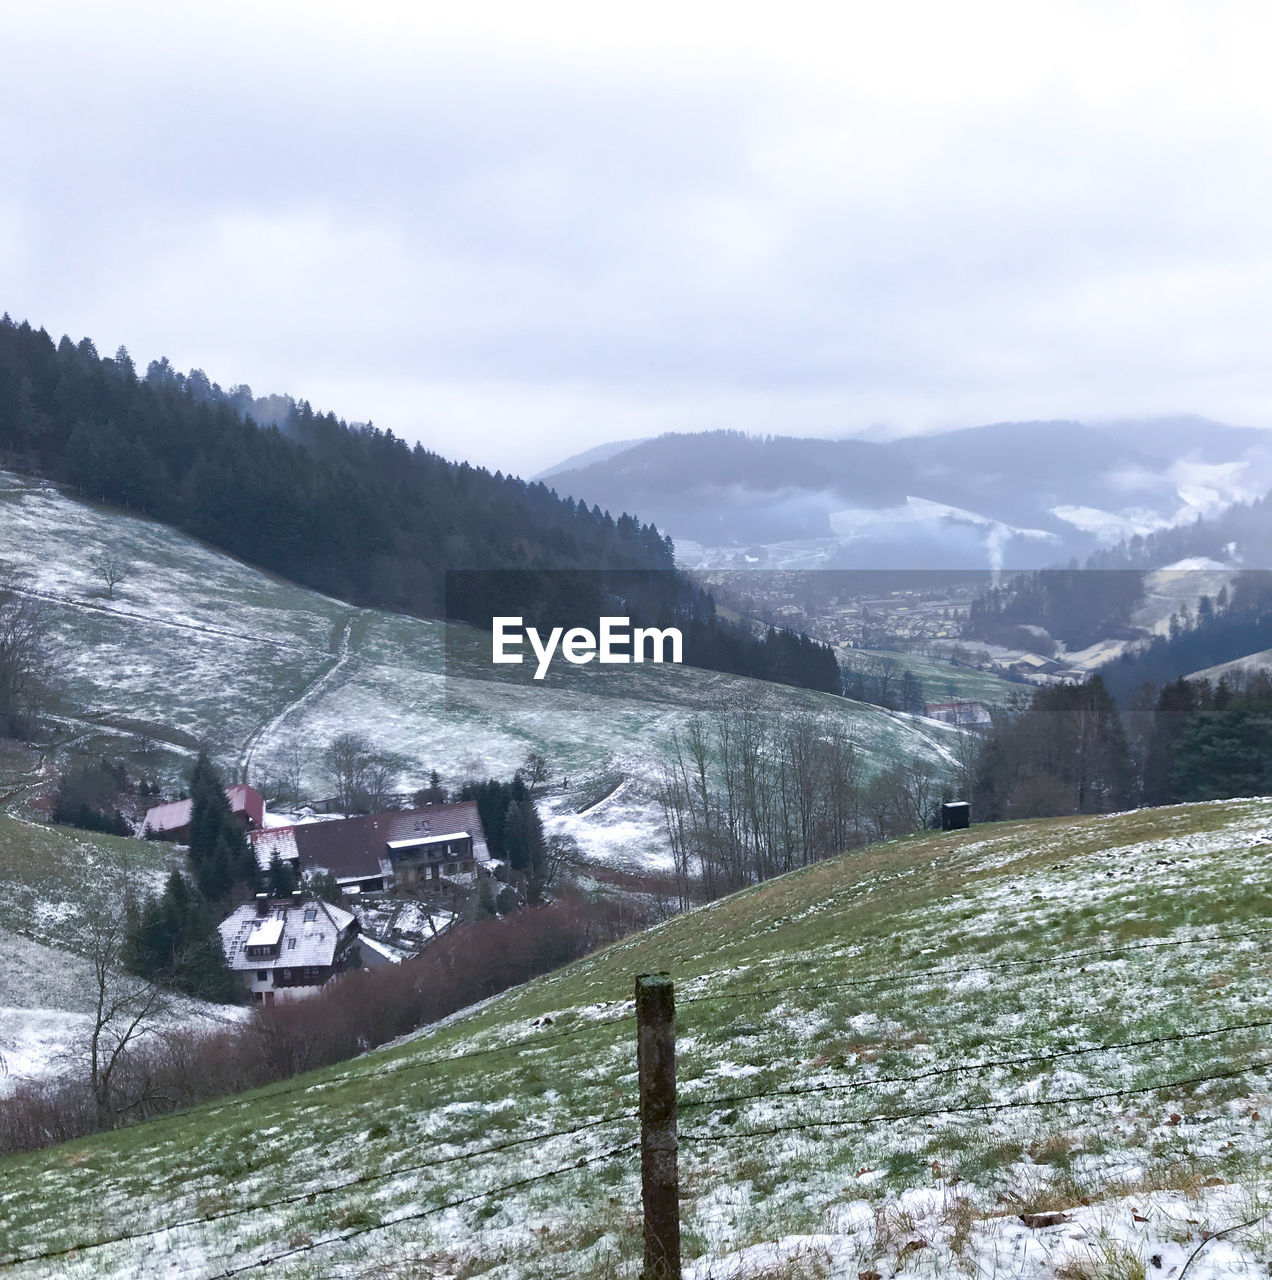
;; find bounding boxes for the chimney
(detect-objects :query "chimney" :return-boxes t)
[255,892,269,916]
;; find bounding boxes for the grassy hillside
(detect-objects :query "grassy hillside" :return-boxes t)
[0,750,245,1095]
[842,647,1020,710]
[2,800,1271,1277]
[0,471,960,870]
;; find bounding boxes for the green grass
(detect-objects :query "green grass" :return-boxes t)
[2,800,1271,1276]
[0,810,176,949]
[844,646,1021,709]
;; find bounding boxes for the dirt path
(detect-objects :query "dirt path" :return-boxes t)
[236,611,361,783]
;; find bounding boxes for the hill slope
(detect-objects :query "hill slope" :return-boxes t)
[0,471,959,873]
[2,800,1271,1277]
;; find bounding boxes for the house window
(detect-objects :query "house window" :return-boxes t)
[446,863,457,875]
[280,968,290,980]
[304,909,317,922]
[288,938,296,949]
[256,970,269,982]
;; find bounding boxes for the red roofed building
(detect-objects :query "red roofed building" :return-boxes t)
[143,782,265,842]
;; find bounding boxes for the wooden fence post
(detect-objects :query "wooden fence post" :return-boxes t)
[636,972,681,1280]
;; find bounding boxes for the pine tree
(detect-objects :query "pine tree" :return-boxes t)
[268,853,297,897]
[186,751,253,900]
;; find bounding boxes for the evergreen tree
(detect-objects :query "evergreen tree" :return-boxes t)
[186,751,253,900]
[308,870,343,904]
[124,869,237,1002]
[267,854,297,897]
[1172,705,1272,801]
[504,797,549,902]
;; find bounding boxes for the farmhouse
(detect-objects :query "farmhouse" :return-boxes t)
[924,700,993,728]
[249,801,491,895]
[143,782,265,842]
[218,892,358,1003]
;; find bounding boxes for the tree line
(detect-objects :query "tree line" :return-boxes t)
[654,700,951,905]
[967,668,1272,821]
[0,315,841,696]
[966,567,1146,652]
[1101,571,1272,702]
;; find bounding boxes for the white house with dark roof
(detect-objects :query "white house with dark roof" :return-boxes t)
[218,892,358,1003]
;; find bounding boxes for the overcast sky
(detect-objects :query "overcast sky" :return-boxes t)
[6,1,1272,475]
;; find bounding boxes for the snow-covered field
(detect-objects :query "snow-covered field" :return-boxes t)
[0,472,962,870]
[2,799,1270,1277]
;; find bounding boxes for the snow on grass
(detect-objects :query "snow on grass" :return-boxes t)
[3,801,1272,1277]
[0,471,965,872]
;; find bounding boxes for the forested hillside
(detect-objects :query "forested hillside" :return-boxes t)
[1087,490,1272,570]
[0,316,839,693]
[1101,571,1272,701]
[966,566,1146,650]
[0,317,672,614]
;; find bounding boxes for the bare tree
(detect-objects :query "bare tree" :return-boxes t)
[90,552,130,599]
[81,904,168,1126]
[326,731,371,814]
[0,583,52,738]
[277,740,309,808]
[363,753,401,811]
[325,732,400,814]
[518,749,551,797]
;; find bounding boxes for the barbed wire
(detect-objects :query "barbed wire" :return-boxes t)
[0,1112,637,1268]
[77,1008,635,1137]
[676,923,1272,1008]
[6,927,1271,1270]
[64,923,1270,1143]
[211,1138,641,1278]
[681,1058,1266,1145]
[678,1014,1272,1114]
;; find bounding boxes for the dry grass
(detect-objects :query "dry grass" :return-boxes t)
[1056,1238,1148,1280]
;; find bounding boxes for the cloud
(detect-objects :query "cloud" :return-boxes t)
[5,2,1272,475]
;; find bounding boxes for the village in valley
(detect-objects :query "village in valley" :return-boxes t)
[139,780,495,1003]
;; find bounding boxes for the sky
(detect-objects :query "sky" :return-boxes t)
[6,1,1272,476]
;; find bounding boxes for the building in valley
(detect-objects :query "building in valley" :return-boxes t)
[143,782,265,842]
[218,892,359,1003]
[249,801,491,896]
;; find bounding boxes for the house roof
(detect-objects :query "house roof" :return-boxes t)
[250,826,301,872]
[291,803,490,881]
[226,784,266,829]
[218,897,356,972]
[142,797,193,835]
[246,918,284,948]
[144,783,265,836]
[385,831,468,850]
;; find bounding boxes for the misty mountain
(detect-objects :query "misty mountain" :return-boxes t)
[542,418,1272,571]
